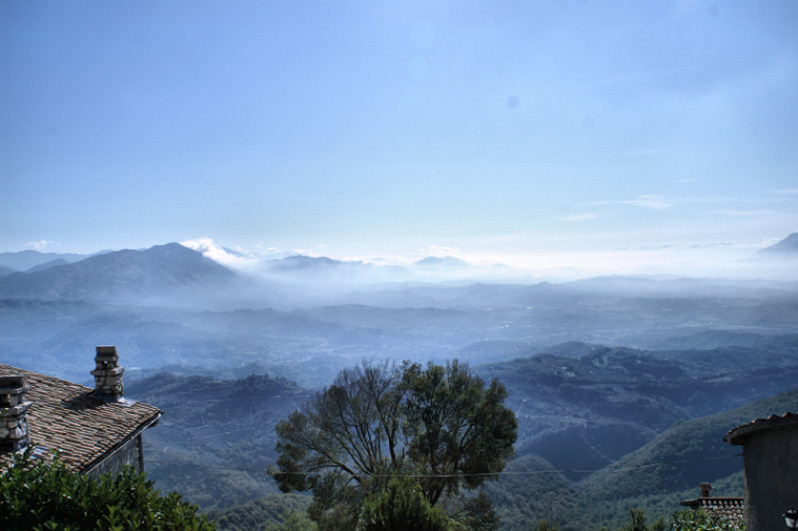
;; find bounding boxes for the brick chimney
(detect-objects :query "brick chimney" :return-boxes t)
[91,346,125,401]
[700,482,712,498]
[0,374,32,452]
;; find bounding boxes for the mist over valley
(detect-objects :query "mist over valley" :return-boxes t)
[2,237,798,527]
[3,238,798,387]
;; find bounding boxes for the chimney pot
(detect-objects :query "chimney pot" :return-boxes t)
[95,345,119,361]
[700,482,712,498]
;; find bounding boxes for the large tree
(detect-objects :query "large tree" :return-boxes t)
[270,360,517,529]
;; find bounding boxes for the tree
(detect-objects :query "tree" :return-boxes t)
[614,509,665,531]
[0,448,214,531]
[357,476,451,531]
[270,360,517,529]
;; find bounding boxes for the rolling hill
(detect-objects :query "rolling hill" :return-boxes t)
[476,339,798,479]
[126,371,311,509]
[0,243,240,303]
[0,249,88,271]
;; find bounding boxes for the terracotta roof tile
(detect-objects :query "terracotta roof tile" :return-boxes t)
[0,363,161,473]
[723,412,798,445]
[680,497,745,523]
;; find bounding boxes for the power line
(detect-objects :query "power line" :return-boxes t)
[146,452,743,478]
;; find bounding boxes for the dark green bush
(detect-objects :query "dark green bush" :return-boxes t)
[0,448,214,531]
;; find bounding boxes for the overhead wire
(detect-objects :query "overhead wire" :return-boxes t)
[145,452,743,478]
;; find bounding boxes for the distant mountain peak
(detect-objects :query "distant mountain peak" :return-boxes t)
[413,256,469,268]
[271,255,344,271]
[0,242,238,302]
[756,233,798,255]
[0,249,87,271]
[26,258,70,273]
[221,246,252,259]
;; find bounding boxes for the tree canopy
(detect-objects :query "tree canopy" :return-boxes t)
[270,360,517,529]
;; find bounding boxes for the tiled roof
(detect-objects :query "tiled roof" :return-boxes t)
[724,412,798,445]
[680,497,745,523]
[0,363,161,473]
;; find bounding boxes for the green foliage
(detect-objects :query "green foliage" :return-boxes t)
[306,470,364,530]
[454,491,500,531]
[605,508,745,531]
[128,372,310,510]
[270,360,517,528]
[206,492,312,531]
[617,508,665,531]
[483,454,576,530]
[402,360,518,505]
[357,476,452,531]
[0,448,214,531]
[268,511,318,531]
[577,388,798,503]
[670,509,745,530]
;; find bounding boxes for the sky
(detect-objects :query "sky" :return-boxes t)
[2,1,797,277]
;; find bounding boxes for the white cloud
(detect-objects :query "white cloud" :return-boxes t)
[419,245,460,257]
[181,237,257,267]
[558,213,598,222]
[470,234,524,245]
[627,195,672,210]
[255,242,281,254]
[584,65,697,89]
[586,195,672,211]
[678,196,760,204]
[25,240,55,251]
[773,188,798,195]
[714,209,780,217]
[290,243,327,257]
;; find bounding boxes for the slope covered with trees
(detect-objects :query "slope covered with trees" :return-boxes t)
[486,388,798,529]
[126,372,311,509]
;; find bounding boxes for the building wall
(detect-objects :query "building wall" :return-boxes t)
[85,434,143,477]
[742,428,798,531]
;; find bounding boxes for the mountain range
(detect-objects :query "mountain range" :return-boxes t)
[2,235,798,528]
[122,352,798,529]
[0,243,240,303]
[0,249,88,272]
[3,232,797,286]
[2,240,798,386]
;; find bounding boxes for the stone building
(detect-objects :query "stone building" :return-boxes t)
[0,346,161,476]
[724,412,798,531]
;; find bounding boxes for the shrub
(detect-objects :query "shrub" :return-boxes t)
[0,448,214,531]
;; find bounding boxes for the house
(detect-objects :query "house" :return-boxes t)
[724,412,798,531]
[680,482,744,525]
[0,346,161,476]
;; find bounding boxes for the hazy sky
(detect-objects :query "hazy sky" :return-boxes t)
[2,1,797,275]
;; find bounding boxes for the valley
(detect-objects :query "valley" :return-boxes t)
[2,240,798,529]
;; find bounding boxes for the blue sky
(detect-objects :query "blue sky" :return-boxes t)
[2,1,797,276]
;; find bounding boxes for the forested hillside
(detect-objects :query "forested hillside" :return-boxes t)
[125,360,798,529]
[126,372,310,508]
